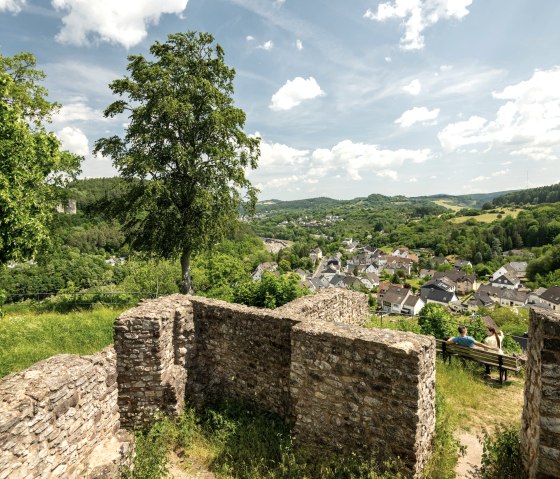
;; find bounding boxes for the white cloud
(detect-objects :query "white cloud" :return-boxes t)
[273,0,285,6]
[51,0,189,48]
[471,175,489,182]
[253,137,431,190]
[52,98,104,123]
[295,39,303,50]
[56,126,90,156]
[385,56,392,63]
[395,106,439,127]
[511,146,558,161]
[377,169,398,180]
[246,35,254,41]
[270,77,325,111]
[408,177,418,182]
[438,67,560,160]
[364,0,473,50]
[0,0,26,13]
[403,79,421,95]
[257,40,274,50]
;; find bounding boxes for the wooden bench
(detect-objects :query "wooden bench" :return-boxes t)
[435,339,522,383]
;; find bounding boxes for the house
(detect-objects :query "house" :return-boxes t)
[365,272,380,287]
[359,274,378,290]
[381,285,412,313]
[464,291,495,311]
[454,259,472,270]
[326,256,341,271]
[343,276,363,290]
[377,282,401,303]
[252,262,278,281]
[478,284,528,307]
[383,256,414,276]
[401,295,424,316]
[433,271,478,295]
[492,262,527,281]
[421,288,459,306]
[421,278,456,293]
[489,272,520,290]
[432,256,449,267]
[392,247,410,257]
[309,248,323,263]
[527,287,550,308]
[294,269,309,280]
[539,286,560,311]
[419,269,436,279]
[329,274,348,288]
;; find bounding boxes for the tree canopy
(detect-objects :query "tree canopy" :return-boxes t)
[0,52,81,265]
[95,32,260,293]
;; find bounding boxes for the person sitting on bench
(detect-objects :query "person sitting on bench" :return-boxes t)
[447,325,494,350]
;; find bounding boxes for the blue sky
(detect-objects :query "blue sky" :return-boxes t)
[1,0,559,200]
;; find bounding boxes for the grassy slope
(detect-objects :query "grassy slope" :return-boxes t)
[449,208,523,224]
[0,307,122,378]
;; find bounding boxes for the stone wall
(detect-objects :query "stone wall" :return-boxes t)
[276,289,369,326]
[0,347,123,479]
[187,297,297,417]
[114,294,192,429]
[114,291,435,477]
[290,321,435,478]
[521,308,560,479]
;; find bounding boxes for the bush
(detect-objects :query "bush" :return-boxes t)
[418,304,456,339]
[479,425,524,479]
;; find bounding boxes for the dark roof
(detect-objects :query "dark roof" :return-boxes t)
[540,286,560,305]
[433,270,476,283]
[383,286,410,305]
[491,272,519,286]
[403,295,422,308]
[421,288,456,303]
[421,278,455,292]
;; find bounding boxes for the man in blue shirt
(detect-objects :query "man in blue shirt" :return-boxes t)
[447,325,493,349]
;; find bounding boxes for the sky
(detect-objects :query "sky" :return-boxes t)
[1,0,560,201]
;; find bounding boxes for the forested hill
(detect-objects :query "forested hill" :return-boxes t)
[493,183,560,206]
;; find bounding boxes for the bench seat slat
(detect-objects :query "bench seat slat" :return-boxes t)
[435,339,521,371]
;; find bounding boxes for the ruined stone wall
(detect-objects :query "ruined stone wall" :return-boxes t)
[290,321,435,478]
[114,294,192,428]
[113,291,435,476]
[0,347,121,479]
[521,308,560,479]
[187,297,297,417]
[276,289,369,326]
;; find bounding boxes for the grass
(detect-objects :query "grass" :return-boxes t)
[433,200,465,212]
[0,305,123,378]
[436,359,524,432]
[450,208,523,224]
[122,401,412,479]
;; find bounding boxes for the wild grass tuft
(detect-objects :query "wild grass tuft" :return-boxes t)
[0,306,122,377]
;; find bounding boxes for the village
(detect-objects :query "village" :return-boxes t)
[252,238,560,320]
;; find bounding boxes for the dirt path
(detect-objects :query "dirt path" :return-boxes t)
[455,431,483,479]
[168,452,217,479]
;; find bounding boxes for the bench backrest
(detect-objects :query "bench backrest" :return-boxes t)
[435,339,521,371]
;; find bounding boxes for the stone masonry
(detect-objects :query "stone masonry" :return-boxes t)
[0,347,124,479]
[290,321,435,478]
[114,290,436,477]
[521,308,560,479]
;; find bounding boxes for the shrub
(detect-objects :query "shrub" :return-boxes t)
[418,304,456,339]
[479,425,524,479]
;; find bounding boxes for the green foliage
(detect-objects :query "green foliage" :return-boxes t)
[233,272,308,309]
[479,425,524,479]
[95,32,259,293]
[421,392,464,479]
[494,182,560,206]
[125,400,407,479]
[120,414,176,479]
[0,52,81,265]
[418,304,456,339]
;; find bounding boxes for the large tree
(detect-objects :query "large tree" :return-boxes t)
[0,52,81,265]
[95,32,260,293]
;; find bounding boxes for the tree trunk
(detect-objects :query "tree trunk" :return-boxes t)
[180,250,193,294]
